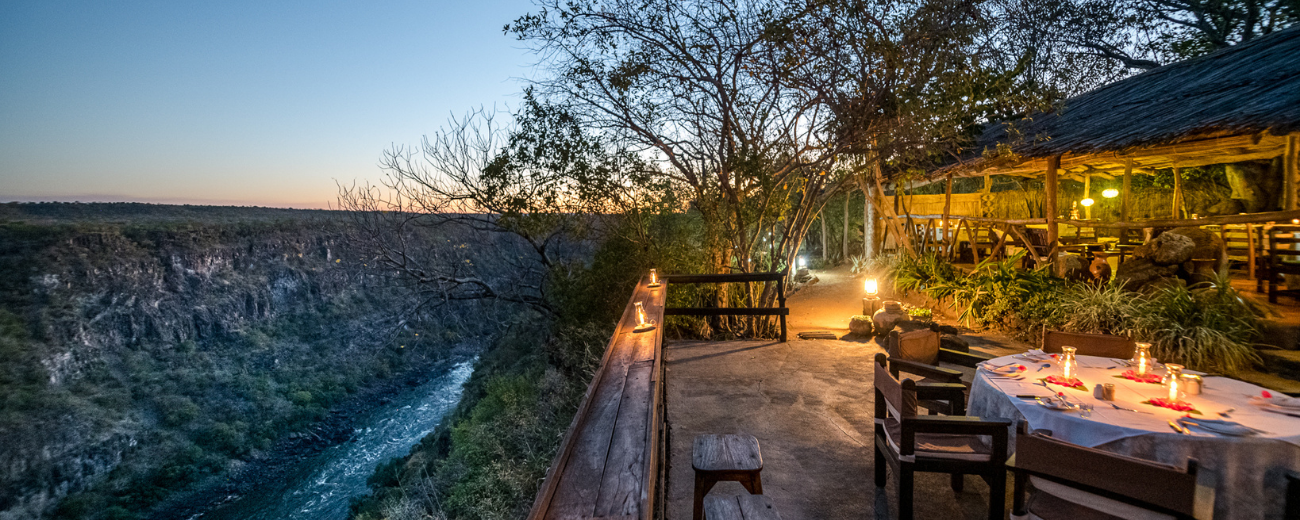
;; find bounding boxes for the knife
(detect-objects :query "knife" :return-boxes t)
[1168,420,1188,434]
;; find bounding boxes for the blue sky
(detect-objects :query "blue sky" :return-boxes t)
[0,0,537,208]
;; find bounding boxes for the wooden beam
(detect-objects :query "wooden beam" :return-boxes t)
[1046,155,1060,247]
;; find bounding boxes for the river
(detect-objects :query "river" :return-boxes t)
[199,361,475,520]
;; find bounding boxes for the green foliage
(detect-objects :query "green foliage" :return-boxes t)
[888,252,1261,374]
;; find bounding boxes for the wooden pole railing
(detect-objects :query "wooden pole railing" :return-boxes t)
[663,271,790,342]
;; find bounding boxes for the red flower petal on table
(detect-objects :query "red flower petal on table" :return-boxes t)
[1057,392,1064,397]
[1017,365,1026,370]
[1050,354,1058,358]
[1263,390,1273,398]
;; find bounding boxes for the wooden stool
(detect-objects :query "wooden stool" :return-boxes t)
[703,493,782,520]
[693,434,763,520]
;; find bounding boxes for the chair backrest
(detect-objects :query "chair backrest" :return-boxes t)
[1016,428,1214,519]
[888,329,940,365]
[1042,329,1135,359]
[873,353,916,421]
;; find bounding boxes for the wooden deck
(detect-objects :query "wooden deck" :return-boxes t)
[528,276,667,520]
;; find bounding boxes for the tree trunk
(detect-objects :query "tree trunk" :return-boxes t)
[820,213,828,262]
[864,186,876,258]
[843,192,850,260]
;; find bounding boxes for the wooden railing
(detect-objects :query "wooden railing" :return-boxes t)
[663,271,790,343]
[527,271,788,520]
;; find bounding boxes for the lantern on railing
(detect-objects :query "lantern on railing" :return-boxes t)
[648,269,661,288]
[1163,364,1186,402]
[1060,346,1077,380]
[1133,342,1154,377]
[633,301,656,332]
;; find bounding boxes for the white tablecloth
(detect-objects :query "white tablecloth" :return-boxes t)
[969,354,1300,520]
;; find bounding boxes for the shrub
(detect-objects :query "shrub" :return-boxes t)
[1125,275,1262,375]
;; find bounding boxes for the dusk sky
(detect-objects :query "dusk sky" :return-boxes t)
[0,1,537,208]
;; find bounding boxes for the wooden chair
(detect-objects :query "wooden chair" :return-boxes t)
[1266,226,1300,303]
[693,434,763,520]
[886,329,994,414]
[873,353,1011,520]
[703,494,782,520]
[1041,329,1136,359]
[1008,422,1215,520]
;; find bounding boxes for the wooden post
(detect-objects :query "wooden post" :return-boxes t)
[1046,155,1060,247]
[843,192,850,260]
[942,172,953,255]
[1287,134,1300,210]
[1173,165,1186,219]
[777,275,787,342]
[1121,160,1133,242]
[1083,173,1092,220]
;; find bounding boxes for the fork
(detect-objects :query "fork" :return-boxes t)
[1110,403,1153,414]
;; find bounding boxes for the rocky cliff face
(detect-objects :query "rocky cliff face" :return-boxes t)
[0,208,450,520]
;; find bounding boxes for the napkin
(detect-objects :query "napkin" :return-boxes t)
[1177,417,1258,436]
[1250,391,1300,410]
[982,363,1027,376]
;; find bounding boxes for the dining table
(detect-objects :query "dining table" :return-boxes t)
[968,353,1300,519]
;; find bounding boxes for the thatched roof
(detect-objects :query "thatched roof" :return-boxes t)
[974,25,1300,162]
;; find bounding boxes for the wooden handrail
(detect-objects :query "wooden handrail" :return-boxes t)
[663,270,788,342]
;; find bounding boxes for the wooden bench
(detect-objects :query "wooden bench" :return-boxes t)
[703,494,782,520]
[693,434,764,520]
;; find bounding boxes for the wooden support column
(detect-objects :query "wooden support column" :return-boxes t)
[1083,173,1092,220]
[942,172,953,255]
[843,193,850,259]
[1287,134,1300,210]
[1046,155,1060,247]
[1173,165,1185,218]
[1121,160,1133,221]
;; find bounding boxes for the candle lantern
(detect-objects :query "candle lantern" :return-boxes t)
[1060,346,1077,380]
[648,269,661,288]
[633,301,656,332]
[1132,342,1154,377]
[1163,364,1186,401]
[798,257,807,269]
[862,278,881,315]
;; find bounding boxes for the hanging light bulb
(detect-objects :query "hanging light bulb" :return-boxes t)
[1102,188,1119,198]
[1080,198,1095,207]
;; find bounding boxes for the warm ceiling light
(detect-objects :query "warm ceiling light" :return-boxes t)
[1102,188,1119,198]
[1080,198,1095,207]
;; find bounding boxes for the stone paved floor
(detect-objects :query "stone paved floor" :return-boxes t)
[664,338,1014,520]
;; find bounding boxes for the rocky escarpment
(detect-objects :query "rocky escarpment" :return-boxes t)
[0,211,456,520]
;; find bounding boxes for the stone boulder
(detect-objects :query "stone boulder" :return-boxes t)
[940,334,970,352]
[871,301,910,336]
[1055,252,1090,280]
[1115,227,1228,291]
[848,315,873,336]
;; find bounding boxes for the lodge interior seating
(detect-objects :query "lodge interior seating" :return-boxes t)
[1008,422,1216,520]
[1041,329,1136,359]
[1265,226,1300,303]
[873,353,1010,520]
[703,494,782,520]
[692,434,764,520]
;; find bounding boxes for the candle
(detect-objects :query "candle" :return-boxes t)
[1060,346,1077,380]
[1163,364,1185,402]
[865,278,878,297]
[635,301,648,328]
[1133,342,1153,377]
